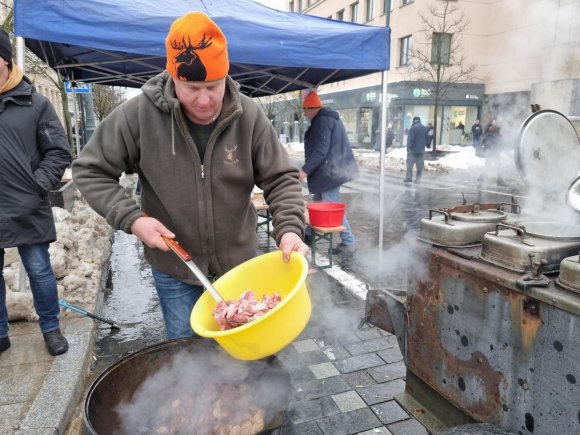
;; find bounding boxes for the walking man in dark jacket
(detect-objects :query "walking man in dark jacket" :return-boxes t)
[471,119,483,149]
[404,116,428,184]
[0,29,72,355]
[299,91,359,254]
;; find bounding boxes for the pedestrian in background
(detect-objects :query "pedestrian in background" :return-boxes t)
[73,12,308,340]
[404,116,429,184]
[0,29,72,356]
[471,119,483,152]
[481,119,506,186]
[300,91,359,255]
[426,122,434,149]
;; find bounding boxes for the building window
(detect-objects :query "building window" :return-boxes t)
[289,1,294,12]
[402,0,413,5]
[337,9,345,20]
[351,2,359,23]
[366,0,375,21]
[431,32,452,64]
[383,0,394,14]
[400,35,412,66]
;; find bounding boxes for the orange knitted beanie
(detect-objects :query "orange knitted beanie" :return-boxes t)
[303,91,323,108]
[165,12,229,81]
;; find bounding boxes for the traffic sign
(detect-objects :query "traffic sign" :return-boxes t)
[64,81,91,94]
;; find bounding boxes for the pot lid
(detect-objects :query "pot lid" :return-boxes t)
[565,175,580,213]
[518,221,580,240]
[515,110,580,193]
[450,209,506,223]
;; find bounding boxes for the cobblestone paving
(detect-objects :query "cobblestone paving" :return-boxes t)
[255,226,429,435]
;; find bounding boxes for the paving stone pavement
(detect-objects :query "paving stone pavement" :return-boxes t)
[0,214,430,435]
[253,226,429,435]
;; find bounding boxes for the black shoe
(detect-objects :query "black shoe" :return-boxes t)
[414,178,421,184]
[43,329,68,356]
[303,234,313,246]
[403,179,412,184]
[0,336,10,353]
[497,178,507,187]
[332,243,356,255]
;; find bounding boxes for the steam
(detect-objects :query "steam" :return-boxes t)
[115,344,289,435]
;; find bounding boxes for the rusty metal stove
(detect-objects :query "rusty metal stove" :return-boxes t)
[365,110,580,434]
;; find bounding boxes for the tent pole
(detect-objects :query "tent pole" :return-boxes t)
[16,37,28,293]
[378,1,391,274]
[378,69,389,270]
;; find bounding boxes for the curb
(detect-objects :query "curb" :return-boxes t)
[16,320,95,435]
[16,252,112,434]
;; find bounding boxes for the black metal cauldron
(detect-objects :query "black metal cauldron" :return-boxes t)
[83,337,291,434]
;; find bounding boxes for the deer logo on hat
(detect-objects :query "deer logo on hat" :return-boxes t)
[171,34,213,81]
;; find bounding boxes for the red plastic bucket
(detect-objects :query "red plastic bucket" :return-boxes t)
[306,202,346,227]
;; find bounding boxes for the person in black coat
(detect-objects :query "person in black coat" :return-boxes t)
[426,122,434,148]
[404,117,429,184]
[0,29,72,356]
[480,119,506,186]
[471,119,483,150]
[299,91,359,253]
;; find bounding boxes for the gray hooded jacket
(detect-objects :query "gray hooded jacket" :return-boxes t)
[72,72,304,284]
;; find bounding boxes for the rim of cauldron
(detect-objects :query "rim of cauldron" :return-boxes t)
[83,337,291,435]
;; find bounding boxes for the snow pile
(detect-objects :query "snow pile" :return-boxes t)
[5,200,113,322]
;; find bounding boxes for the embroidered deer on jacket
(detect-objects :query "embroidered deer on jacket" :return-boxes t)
[171,35,213,81]
[225,144,239,164]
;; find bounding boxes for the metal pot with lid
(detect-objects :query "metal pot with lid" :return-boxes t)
[480,110,580,273]
[418,202,518,247]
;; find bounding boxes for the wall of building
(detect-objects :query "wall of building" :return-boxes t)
[1,1,67,126]
[285,0,579,146]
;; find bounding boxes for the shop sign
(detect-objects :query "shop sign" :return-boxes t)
[413,88,431,98]
[365,92,377,102]
[465,94,479,100]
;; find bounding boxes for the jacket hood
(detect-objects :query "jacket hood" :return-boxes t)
[315,107,339,121]
[140,71,241,118]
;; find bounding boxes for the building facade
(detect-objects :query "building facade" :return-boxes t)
[281,0,580,148]
[1,1,67,126]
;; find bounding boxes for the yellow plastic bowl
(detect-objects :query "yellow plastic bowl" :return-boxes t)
[190,251,311,360]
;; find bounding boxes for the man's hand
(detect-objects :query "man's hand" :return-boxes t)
[130,216,176,251]
[299,169,308,183]
[279,232,309,262]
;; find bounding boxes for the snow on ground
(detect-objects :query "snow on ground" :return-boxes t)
[5,196,113,322]
[284,142,487,173]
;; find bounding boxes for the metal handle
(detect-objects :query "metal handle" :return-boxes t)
[429,209,453,225]
[493,222,534,246]
[161,236,223,302]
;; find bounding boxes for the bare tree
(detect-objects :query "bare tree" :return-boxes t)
[92,85,125,121]
[406,1,477,153]
[1,2,75,150]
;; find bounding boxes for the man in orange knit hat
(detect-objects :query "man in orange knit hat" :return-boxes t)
[0,29,72,356]
[300,91,359,254]
[73,12,309,339]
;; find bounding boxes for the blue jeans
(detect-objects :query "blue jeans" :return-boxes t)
[0,243,60,338]
[152,269,204,339]
[405,151,425,181]
[306,185,356,246]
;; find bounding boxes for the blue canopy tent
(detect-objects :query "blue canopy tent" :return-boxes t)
[13,0,389,97]
[14,0,392,263]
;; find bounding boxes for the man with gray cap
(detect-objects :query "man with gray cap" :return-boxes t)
[404,116,429,184]
[0,29,72,356]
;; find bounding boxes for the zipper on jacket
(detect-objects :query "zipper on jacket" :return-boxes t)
[201,164,205,179]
